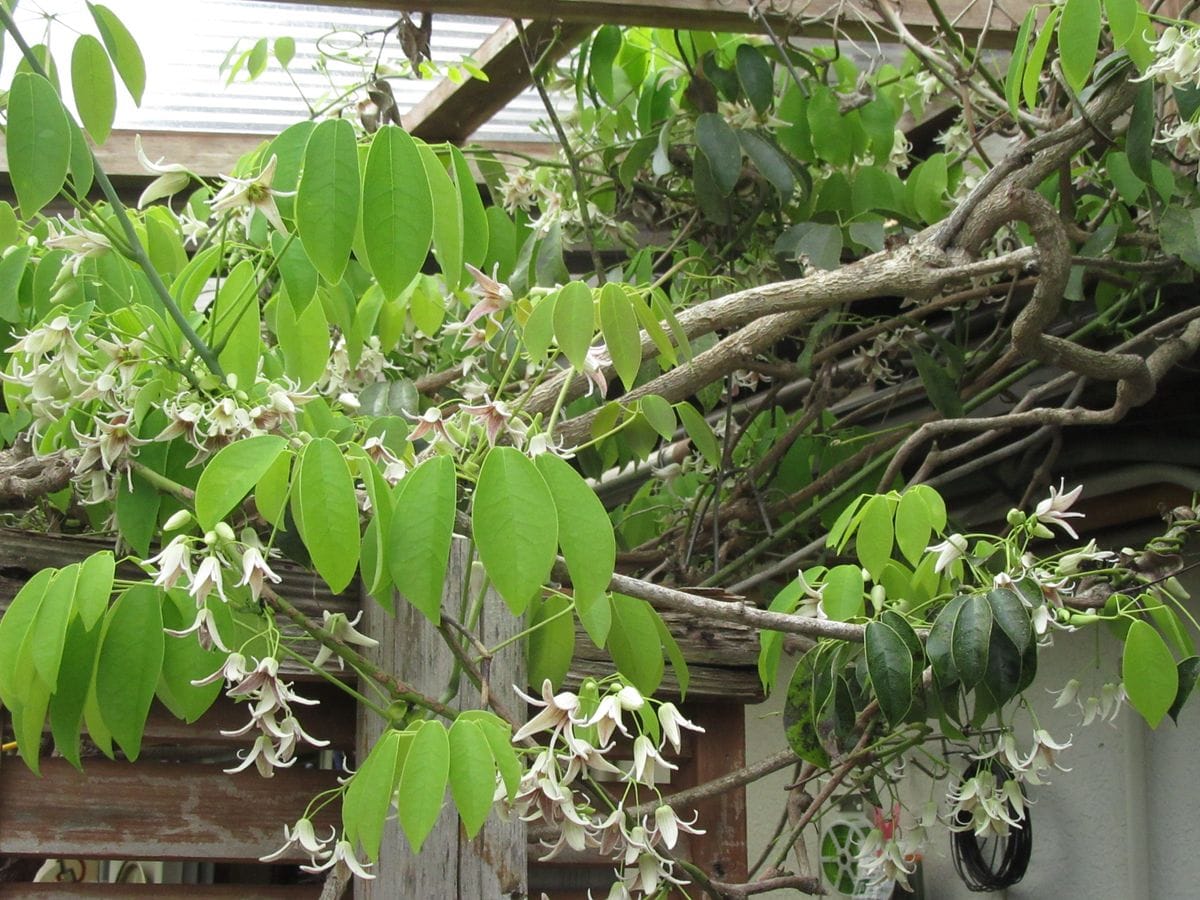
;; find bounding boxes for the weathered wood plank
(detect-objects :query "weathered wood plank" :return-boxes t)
[0,888,317,898]
[355,538,526,899]
[261,1,1027,43]
[0,760,340,863]
[566,658,765,702]
[405,19,593,144]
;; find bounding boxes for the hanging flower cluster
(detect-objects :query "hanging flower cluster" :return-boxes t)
[193,653,328,778]
[502,678,705,898]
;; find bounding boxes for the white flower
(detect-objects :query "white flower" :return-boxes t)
[657,702,703,754]
[584,685,644,746]
[259,817,335,864]
[236,545,282,602]
[1033,480,1084,539]
[650,804,704,850]
[313,610,380,670]
[627,734,677,784]
[299,839,375,879]
[211,154,291,233]
[223,733,296,777]
[512,679,580,743]
[44,217,112,274]
[134,135,193,207]
[145,535,193,591]
[190,554,229,604]
[1050,677,1081,709]
[1022,729,1072,785]
[928,533,968,573]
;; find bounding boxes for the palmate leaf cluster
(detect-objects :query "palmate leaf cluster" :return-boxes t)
[1,0,1200,888]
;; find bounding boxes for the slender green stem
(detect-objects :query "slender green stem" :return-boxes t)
[487,596,575,656]
[545,369,576,441]
[129,461,195,503]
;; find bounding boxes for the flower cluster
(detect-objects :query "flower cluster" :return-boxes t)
[856,804,925,892]
[260,818,374,879]
[503,679,705,897]
[194,653,327,778]
[1138,25,1200,89]
[946,765,1028,839]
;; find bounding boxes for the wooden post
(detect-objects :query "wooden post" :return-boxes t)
[354,539,526,899]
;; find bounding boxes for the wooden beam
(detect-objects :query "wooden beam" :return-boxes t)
[0,759,340,863]
[405,19,593,144]
[262,0,1026,44]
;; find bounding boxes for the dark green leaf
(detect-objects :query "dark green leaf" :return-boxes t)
[735,44,774,114]
[739,130,794,200]
[865,620,915,725]
[951,593,992,690]
[695,113,742,196]
[910,345,962,417]
[782,648,831,767]
[1169,656,1200,724]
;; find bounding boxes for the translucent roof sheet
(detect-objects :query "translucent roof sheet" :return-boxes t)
[2,0,546,141]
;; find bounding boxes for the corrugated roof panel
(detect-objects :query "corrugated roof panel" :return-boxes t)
[1,0,548,142]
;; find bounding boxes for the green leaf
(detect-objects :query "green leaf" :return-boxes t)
[388,455,457,623]
[95,585,164,761]
[448,719,497,838]
[654,611,690,698]
[7,73,73,219]
[735,44,774,114]
[1059,0,1102,94]
[855,495,893,581]
[1023,7,1060,108]
[738,130,794,201]
[1169,656,1200,724]
[589,26,622,104]
[987,588,1033,653]
[776,222,842,271]
[1124,619,1178,728]
[0,244,33,322]
[639,394,676,440]
[362,126,433,299]
[31,563,80,687]
[599,283,642,391]
[472,447,558,614]
[158,592,224,723]
[535,453,615,639]
[1006,10,1035,117]
[450,145,489,270]
[87,3,145,104]
[116,466,161,559]
[910,345,962,417]
[71,35,116,144]
[553,280,595,372]
[695,113,742,196]
[909,155,949,224]
[255,450,293,528]
[296,437,361,593]
[822,565,865,621]
[275,286,330,385]
[782,648,831,767]
[195,434,288,530]
[865,620,914,725]
[274,36,296,68]
[419,144,465,291]
[76,550,115,631]
[1105,0,1138,47]
[528,594,575,688]
[344,729,405,862]
[459,710,519,800]
[296,118,360,284]
[607,594,665,694]
[0,569,55,708]
[49,615,102,769]
[928,595,968,688]
[398,721,450,853]
[1159,207,1200,271]
[951,593,992,690]
[894,489,932,566]
[675,401,721,468]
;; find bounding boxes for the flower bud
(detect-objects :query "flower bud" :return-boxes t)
[214,522,236,543]
[1006,508,1024,526]
[163,509,193,531]
[226,372,239,390]
[203,530,218,546]
[870,584,887,610]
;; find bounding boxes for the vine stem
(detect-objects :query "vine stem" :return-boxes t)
[0,6,225,378]
[263,585,459,722]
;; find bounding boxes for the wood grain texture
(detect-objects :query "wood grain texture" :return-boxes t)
[0,759,340,863]
[354,538,526,899]
[0,888,318,898]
